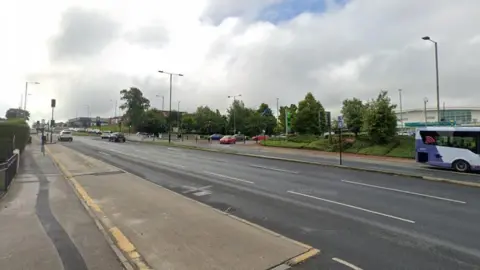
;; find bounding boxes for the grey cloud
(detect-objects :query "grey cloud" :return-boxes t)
[199,0,480,115]
[124,25,169,49]
[49,7,120,62]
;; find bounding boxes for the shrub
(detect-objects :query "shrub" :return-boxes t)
[0,120,30,153]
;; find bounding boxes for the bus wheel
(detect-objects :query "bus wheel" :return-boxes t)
[453,160,470,173]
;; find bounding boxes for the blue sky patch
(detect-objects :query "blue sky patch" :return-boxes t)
[258,0,348,23]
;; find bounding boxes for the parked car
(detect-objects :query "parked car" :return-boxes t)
[101,131,112,139]
[252,135,269,141]
[58,130,73,142]
[109,132,126,142]
[220,135,236,144]
[234,134,246,141]
[210,134,223,140]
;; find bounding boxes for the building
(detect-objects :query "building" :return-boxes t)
[67,117,110,127]
[396,107,480,128]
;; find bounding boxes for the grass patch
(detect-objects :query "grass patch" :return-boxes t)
[262,135,415,159]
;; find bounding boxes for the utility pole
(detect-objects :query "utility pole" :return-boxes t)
[177,101,181,131]
[24,81,40,111]
[156,95,165,111]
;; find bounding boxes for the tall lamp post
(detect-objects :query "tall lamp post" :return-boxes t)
[423,97,429,125]
[422,36,440,122]
[24,81,40,111]
[228,94,242,134]
[158,70,184,143]
[177,101,181,132]
[398,89,403,128]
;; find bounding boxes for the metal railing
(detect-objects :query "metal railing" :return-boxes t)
[0,154,19,191]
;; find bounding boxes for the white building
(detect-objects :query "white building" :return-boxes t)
[396,107,480,128]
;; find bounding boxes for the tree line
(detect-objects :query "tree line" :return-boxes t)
[120,87,398,143]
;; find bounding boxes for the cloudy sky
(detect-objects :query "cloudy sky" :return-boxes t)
[1,0,480,122]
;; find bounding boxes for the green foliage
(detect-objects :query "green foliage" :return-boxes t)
[278,104,297,133]
[5,108,30,120]
[341,98,365,136]
[227,100,253,134]
[181,113,196,133]
[0,120,30,159]
[138,109,167,135]
[293,92,326,135]
[363,91,398,144]
[194,106,225,134]
[119,87,150,130]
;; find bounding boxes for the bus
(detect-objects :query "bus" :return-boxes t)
[415,127,480,172]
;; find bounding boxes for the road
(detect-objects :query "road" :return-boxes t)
[66,136,480,269]
[138,137,480,184]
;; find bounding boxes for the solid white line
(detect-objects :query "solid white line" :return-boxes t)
[249,164,299,174]
[287,190,415,223]
[203,171,255,184]
[332,258,363,270]
[341,180,466,204]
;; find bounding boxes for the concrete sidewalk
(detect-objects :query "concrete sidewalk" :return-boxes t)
[0,141,123,270]
[46,143,317,270]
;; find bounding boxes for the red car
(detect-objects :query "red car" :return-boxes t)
[220,135,236,144]
[252,135,269,141]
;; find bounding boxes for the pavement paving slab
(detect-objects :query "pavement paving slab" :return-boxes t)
[0,141,123,270]
[47,143,313,270]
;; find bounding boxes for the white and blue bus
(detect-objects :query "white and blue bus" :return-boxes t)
[415,127,480,172]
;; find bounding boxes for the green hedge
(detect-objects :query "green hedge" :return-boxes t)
[0,120,30,156]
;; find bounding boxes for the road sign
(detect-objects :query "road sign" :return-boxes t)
[338,115,344,129]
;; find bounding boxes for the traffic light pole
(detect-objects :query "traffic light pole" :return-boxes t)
[50,107,54,143]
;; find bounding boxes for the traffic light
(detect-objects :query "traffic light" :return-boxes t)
[50,120,55,127]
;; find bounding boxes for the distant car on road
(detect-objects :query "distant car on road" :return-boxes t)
[220,135,236,144]
[252,135,269,141]
[109,132,126,143]
[210,134,223,140]
[58,130,73,142]
[233,134,246,141]
[101,131,112,139]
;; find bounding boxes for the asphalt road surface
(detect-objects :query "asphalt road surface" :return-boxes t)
[64,136,480,270]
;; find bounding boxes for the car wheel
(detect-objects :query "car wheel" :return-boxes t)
[453,160,470,172]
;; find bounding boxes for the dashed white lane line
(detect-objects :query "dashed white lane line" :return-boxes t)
[249,164,299,174]
[287,191,415,224]
[203,171,255,184]
[341,180,466,204]
[332,258,363,270]
[98,151,111,156]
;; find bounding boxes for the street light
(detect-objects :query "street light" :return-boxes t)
[227,94,242,134]
[110,99,118,119]
[156,95,165,111]
[398,89,403,128]
[422,36,440,122]
[24,81,40,111]
[423,97,429,125]
[158,70,184,143]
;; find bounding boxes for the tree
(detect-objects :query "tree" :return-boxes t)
[193,106,225,134]
[227,100,254,134]
[363,91,397,144]
[5,108,30,120]
[256,103,277,135]
[341,98,365,137]
[278,104,297,133]
[293,93,326,134]
[181,113,196,133]
[138,109,167,135]
[119,87,150,130]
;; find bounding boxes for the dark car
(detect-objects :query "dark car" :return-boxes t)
[109,132,126,142]
[210,134,223,140]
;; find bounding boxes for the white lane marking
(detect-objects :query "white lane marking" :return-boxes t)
[203,171,255,184]
[287,191,415,223]
[99,151,111,156]
[332,258,363,270]
[341,180,466,204]
[249,164,299,174]
[158,161,186,169]
[193,190,212,196]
